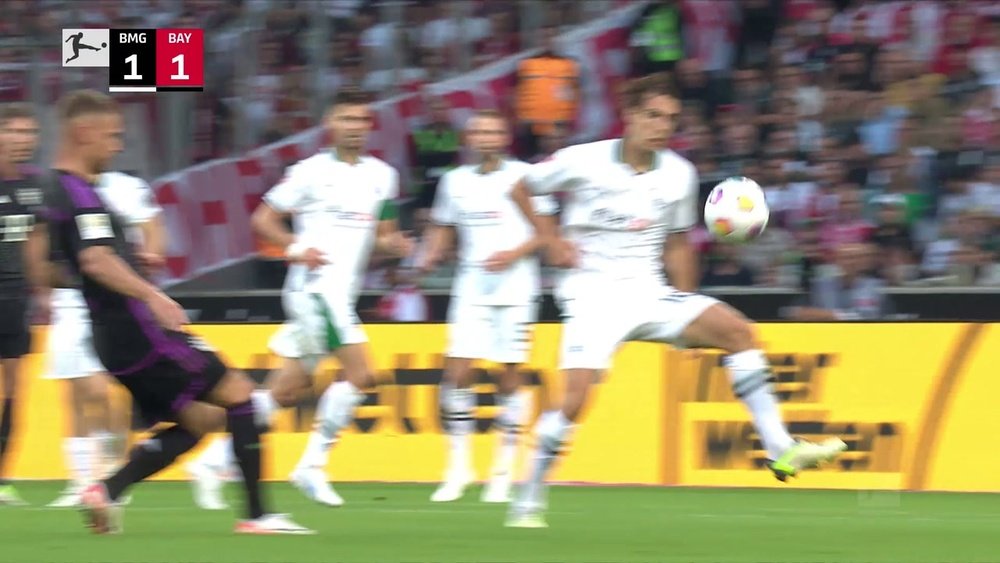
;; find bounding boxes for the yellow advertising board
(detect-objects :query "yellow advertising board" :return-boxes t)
[9,324,668,485]
[7,323,1000,492]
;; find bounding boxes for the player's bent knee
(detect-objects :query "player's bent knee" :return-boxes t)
[206,369,255,408]
[177,402,224,437]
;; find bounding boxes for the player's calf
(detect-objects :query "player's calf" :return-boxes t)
[680,303,845,476]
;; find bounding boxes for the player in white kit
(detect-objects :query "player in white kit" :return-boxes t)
[419,110,557,503]
[186,88,413,509]
[45,170,164,507]
[504,73,847,528]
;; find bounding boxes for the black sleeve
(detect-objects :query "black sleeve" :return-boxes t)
[47,176,117,262]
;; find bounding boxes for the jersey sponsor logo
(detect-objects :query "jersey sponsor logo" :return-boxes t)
[0,195,11,204]
[324,205,375,227]
[75,213,113,240]
[591,208,654,231]
[0,213,34,242]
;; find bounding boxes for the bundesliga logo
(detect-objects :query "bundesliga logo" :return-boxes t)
[62,29,111,68]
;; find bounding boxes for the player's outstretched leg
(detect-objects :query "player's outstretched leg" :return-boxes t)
[289,346,366,507]
[506,369,589,528]
[682,303,846,480]
[86,423,200,534]
[432,358,476,502]
[482,363,531,503]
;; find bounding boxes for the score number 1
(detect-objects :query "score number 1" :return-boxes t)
[123,53,188,80]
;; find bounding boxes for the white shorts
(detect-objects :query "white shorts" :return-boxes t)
[559,285,719,371]
[446,299,538,364]
[44,288,105,379]
[268,290,368,367]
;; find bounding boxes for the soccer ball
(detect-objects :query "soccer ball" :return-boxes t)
[703,177,769,243]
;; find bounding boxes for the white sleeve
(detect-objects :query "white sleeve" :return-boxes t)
[669,164,699,233]
[377,166,401,221]
[530,194,558,216]
[522,149,578,195]
[124,178,161,225]
[263,162,309,213]
[429,173,457,225]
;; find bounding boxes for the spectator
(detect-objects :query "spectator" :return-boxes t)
[871,194,917,285]
[675,58,719,122]
[628,0,685,77]
[411,96,461,210]
[513,23,580,161]
[970,19,1000,84]
[792,243,889,321]
[701,243,756,287]
[820,184,874,258]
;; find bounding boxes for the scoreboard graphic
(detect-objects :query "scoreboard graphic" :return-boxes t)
[62,28,204,93]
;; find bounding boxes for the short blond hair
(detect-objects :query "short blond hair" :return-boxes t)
[56,90,120,123]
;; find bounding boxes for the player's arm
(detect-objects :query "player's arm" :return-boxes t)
[24,219,51,297]
[251,164,327,268]
[662,166,700,292]
[512,152,580,267]
[419,174,456,272]
[486,194,559,272]
[64,201,186,330]
[373,171,413,258]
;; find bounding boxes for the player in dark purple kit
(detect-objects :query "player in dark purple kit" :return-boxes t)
[26,90,312,535]
[0,103,43,506]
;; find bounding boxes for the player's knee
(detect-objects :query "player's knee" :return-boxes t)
[210,370,255,408]
[716,315,757,354]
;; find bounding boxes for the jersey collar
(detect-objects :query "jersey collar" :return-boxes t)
[329,148,363,166]
[475,157,508,175]
[613,139,660,175]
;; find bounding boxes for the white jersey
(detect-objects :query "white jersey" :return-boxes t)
[523,139,698,292]
[97,171,161,234]
[263,150,399,302]
[431,160,556,305]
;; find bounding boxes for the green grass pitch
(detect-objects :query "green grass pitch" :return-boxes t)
[1,482,997,562]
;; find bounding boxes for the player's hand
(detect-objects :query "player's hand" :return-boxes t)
[135,252,166,276]
[384,231,416,258]
[32,296,52,326]
[288,247,329,270]
[146,291,189,332]
[546,237,579,268]
[484,250,518,272]
[416,252,439,275]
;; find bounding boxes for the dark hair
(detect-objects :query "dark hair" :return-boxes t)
[0,102,37,124]
[619,72,680,109]
[56,89,120,122]
[331,87,371,108]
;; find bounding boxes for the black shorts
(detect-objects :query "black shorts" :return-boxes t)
[113,344,228,426]
[0,298,30,358]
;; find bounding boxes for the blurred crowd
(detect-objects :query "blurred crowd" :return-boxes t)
[657,0,1000,309]
[4,0,1000,321]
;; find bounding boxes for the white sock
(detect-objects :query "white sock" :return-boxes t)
[493,390,532,477]
[518,410,574,509]
[725,349,795,459]
[64,437,92,488]
[197,435,234,472]
[90,431,116,479]
[440,384,475,475]
[295,381,364,471]
[251,389,277,428]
